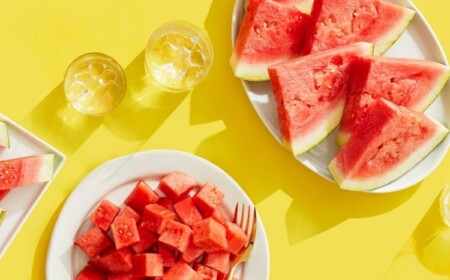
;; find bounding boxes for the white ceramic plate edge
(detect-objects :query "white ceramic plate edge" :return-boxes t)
[46,150,270,280]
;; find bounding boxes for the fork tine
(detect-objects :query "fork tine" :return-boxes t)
[244,205,252,235]
[232,202,239,223]
[239,203,246,229]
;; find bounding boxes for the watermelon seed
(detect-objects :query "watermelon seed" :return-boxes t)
[4,180,9,184]
[353,12,360,17]
[255,28,261,35]
[263,21,268,28]
[119,229,124,234]
[4,170,9,175]
[127,232,133,236]
[271,22,277,27]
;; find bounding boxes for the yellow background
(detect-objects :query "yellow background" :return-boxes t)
[0,0,449,279]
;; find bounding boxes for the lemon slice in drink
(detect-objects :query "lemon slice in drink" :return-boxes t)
[440,184,450,226]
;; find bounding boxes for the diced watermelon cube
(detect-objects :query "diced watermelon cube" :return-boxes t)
[142,204,176,234]
[125,180,159,214]
[157,243,177,267]
[75,265,106,280]
[173,197,203,226]
[158,197,173,210]
[106,273,140,280]
[180,240,204,264]
[75,226,113,258]
[111,218,140,249]
[90,199,121,232]
[0,189,10,201]
[225,222,248,255]
[194,263,219,280]
[192,218,228,253]
[115,206,141,224]
[158,219,192,253]
[132,253,163,277]
[130,225,157,254]
[89,247,133,273]
[203,208,228,226]
[158,172,197,201]
[203,251,230,274]
[193,182,224,216]
[162,262,197,280]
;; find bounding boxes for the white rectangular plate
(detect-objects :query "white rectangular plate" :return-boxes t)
[0,113,65,258]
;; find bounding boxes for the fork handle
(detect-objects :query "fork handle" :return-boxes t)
[226,261,240,280]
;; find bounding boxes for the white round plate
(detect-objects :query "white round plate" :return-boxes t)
[231,0,450,193]
[46,150,270,279]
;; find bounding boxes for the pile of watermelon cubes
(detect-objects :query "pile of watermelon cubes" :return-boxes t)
[74,171,249,280]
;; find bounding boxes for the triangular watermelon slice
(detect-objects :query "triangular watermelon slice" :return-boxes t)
[231,0,310,81]
[0,122,9,148]
[302,0,415,55]
[329,98,449,191]
[337,56,450,145]
[268,42,373,156]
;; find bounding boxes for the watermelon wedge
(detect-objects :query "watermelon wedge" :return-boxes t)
[0,154,54,190]
[231,0,310,81]
[302,0,415,55]
[337,56,450,145]
[329,98,449,191]
[0,122,9,148]
[268,42,373,156]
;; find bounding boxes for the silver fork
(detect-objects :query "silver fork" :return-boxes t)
[226,203,257,280]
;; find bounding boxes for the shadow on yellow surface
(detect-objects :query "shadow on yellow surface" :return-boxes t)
[193,0,420,246]
[23,50,188,155]
[32,201,65,280]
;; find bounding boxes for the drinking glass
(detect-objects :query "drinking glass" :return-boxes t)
[64,53,126,116]
[145,21,213,92]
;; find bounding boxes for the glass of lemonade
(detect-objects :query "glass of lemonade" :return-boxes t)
[145,21,213,92]
[64,53,126,116]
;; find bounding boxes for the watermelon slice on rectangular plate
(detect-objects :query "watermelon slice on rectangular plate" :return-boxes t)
[0,113,65,257]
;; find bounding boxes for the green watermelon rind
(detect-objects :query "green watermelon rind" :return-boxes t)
[0,122,10,148]
[336,62,450,147]
[374,6,416,56]
[0,208,6,226]
[329,114,449,192]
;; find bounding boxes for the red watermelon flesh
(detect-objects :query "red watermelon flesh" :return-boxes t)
[158,219,192,253]
[329,98,449,191]
[0,189,10,201]
[231,0,310,81]
[90,199,121,232]
[142,203,176,234]
[192,218,228,253]
[203,251,230,274]
[115,206,141,224]
[268,42,373,155]
[194,263,219,280]
[158,196,173,210]
[163,262,197,280]
[159,171,198,201]
[111,218,140,249]
[106,273,139,280]
[173,197,203,226]
[225,222,248,255]
[130,225,157,254]
[124,180,159,214]
[193,182,225,217]
[75,226,113,258]
[337,56,450,145]
[302,0,415,55]
[76,265,106,280]
[0,154,53,190]
[181,240,204,264]
[157,243,177,267]
[89,247,134,274]
[132,253,164,277]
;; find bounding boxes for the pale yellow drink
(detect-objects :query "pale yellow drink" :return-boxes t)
[145,21,213,92]
[64,53,126,116]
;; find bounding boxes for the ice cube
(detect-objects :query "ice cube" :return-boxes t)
[99,67,117,86]
[88,63,104,77]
